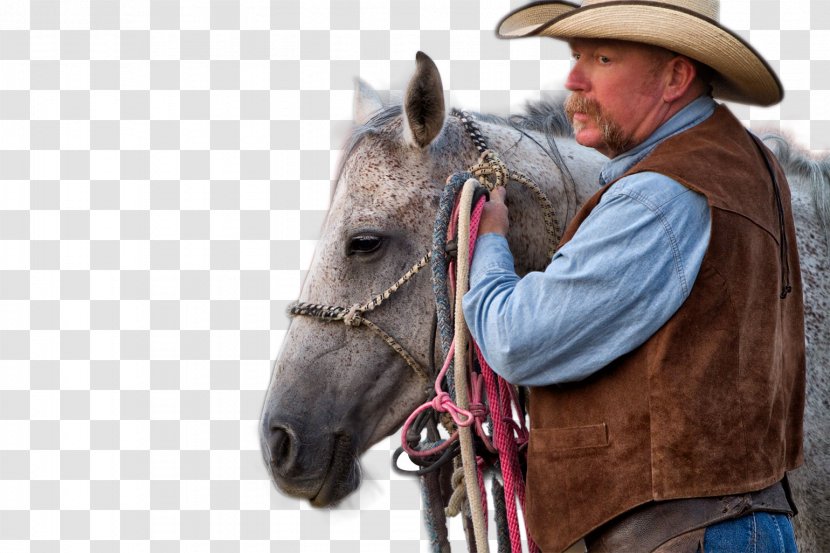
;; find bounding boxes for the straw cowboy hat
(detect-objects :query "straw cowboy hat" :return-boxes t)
[497,0,783,106]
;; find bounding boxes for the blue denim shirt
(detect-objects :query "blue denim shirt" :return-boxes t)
[462,96,716,386]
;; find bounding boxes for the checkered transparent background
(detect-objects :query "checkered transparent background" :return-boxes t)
[0,0,828,551]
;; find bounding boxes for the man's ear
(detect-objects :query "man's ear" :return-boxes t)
[663,55,700,103]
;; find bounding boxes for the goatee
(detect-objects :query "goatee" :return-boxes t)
[564,93,633,154]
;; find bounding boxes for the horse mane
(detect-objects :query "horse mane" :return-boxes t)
[508,96,574,138]
[335,97,573,187]
[763,133,830,251]
[334,101,830,257]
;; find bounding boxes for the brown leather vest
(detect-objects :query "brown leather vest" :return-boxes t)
[525,106,806,552]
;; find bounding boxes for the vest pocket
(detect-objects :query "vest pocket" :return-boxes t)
[531,422,609,452]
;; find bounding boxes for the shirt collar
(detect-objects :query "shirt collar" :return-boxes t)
[599,95,717,186]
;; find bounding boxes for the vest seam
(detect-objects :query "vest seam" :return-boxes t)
[712,205,781,247]
[709,258,752,487]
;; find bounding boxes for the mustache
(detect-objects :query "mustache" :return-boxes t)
[564,93,604,121]
[563,93,633,154]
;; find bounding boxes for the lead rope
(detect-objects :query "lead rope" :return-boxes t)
[455,178,538,552]
[410,176,539,552]
[417,111,554,552]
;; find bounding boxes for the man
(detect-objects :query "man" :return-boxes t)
[462,1,806,552]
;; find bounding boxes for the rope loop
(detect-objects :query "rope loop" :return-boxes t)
[431,391,475,428]
[470,149,509,191]
[502,417,529,446]
[467,402,488,420]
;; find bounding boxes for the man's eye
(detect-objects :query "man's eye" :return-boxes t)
[571,52,581,61]
[598,56,610,64]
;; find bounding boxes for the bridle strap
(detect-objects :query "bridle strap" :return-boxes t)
[288,252,433,386]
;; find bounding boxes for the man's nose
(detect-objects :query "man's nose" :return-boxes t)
[565,65,587,92]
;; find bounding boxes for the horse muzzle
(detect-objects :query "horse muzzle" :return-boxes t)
[260,413,360,507]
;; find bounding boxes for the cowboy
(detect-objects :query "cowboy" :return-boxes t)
[462,1,806,552]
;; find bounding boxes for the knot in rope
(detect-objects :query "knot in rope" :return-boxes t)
[445,464,468,518]
[342,304,363,327]
[470,150,509,191]
[431,391,474,428]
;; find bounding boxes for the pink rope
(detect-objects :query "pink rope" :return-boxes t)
[400,196,491,459]
[467,194,539,553]
[400,340,473,458]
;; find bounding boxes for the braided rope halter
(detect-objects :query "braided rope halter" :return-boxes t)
[453,108,562,258]
[288,254,433,388]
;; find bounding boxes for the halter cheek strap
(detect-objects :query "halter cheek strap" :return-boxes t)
[287,252,434,389]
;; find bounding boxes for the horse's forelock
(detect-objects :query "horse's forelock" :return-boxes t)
[334,105,404,190]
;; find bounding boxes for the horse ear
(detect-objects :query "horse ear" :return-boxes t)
[403,51,446,148]
[353,78,384,125]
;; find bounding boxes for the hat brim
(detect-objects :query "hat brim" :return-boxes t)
[497,1,783,106]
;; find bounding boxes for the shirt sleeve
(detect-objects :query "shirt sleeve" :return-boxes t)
[461,172,711,386]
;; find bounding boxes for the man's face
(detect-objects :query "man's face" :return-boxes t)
[564,38,673,158]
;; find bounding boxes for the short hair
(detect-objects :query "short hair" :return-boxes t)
[690,59,715,95]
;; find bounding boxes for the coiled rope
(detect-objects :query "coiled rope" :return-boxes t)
[414,110,554,552]
[454,178,490,552]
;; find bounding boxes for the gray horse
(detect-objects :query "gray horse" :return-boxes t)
[261,52,829,552]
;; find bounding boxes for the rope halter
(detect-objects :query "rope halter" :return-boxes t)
[287,252,433,388]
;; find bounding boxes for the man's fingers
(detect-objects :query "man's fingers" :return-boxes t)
[477,186,510,237]
[489,186,507,203]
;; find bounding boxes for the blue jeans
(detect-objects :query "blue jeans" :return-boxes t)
[702,512,798,552]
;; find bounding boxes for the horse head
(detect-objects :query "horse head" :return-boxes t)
[260,52,483,506]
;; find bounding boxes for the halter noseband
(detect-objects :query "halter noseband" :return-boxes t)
[288,252,433,388]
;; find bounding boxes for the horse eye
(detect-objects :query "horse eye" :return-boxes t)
[348,235,384,256]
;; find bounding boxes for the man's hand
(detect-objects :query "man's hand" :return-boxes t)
[478,186,509,236]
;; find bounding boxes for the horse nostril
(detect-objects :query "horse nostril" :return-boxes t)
[273,427,290,458]
[268,425,297,475]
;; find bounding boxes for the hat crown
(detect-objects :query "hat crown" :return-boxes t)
[582,0,719,20]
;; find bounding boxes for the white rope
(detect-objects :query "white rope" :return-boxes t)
[453,177,489,553]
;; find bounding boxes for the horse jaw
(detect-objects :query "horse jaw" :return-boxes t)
[402,51,446,148]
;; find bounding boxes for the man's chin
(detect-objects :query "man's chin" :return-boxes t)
[573,129,608,155]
